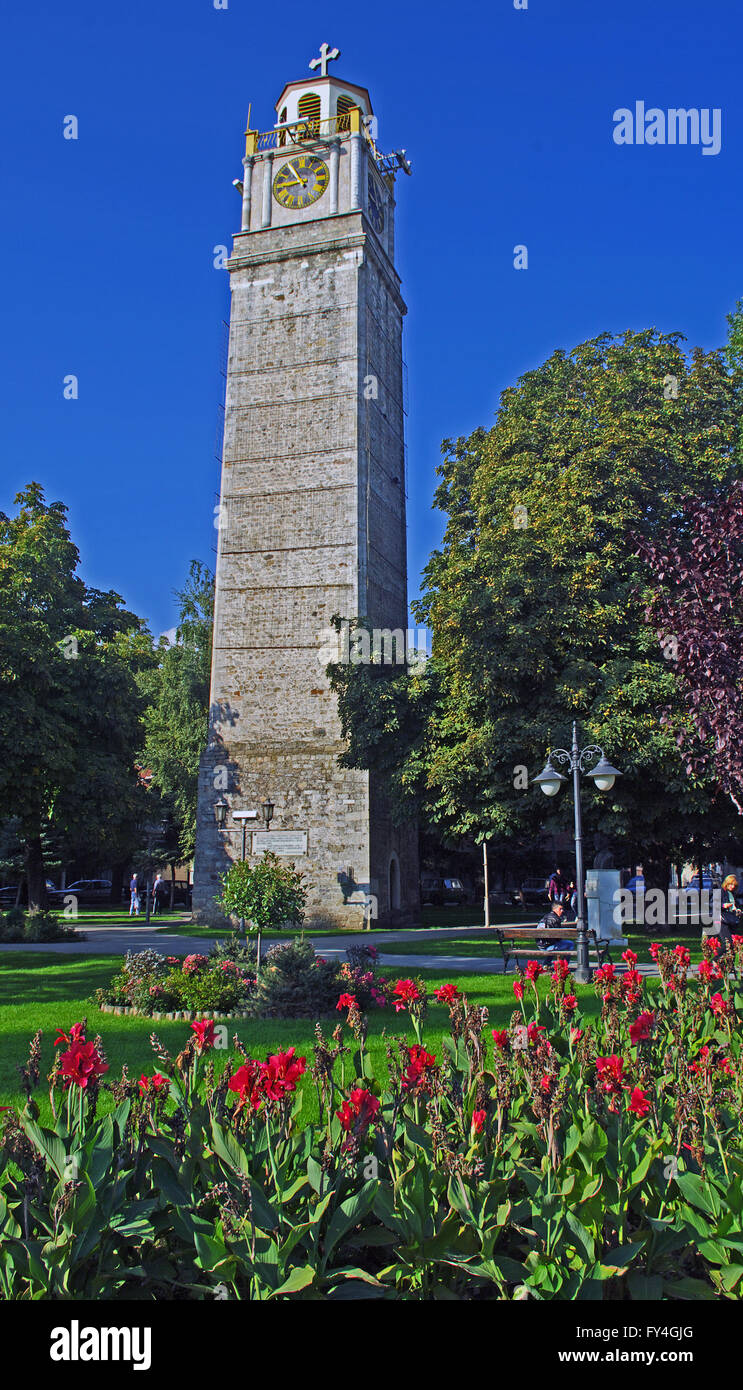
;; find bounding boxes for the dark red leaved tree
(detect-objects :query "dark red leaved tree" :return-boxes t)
[637,480,743,814]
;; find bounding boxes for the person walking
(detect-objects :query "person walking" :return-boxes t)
[547,868,566,904]
[129,873,140,918]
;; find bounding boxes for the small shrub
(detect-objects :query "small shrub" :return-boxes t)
[249,939,341,1018]
[209,936,258,971]
[0,908,82,944]
[217,852,306,932]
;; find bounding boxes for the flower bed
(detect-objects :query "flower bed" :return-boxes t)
[3,937,743,1300]
[95,939,393,1022]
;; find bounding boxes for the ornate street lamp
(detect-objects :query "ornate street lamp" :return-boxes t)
[261,798,275,830]
[214,799,228,829]
[533,724,622,983]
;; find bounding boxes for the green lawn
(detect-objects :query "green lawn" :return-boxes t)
[0,948,624,1124]
[47,909,191,927]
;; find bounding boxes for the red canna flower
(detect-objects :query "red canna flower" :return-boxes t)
[595,1054,627,1094]
[718,1056,734,1076]
[551,958,571,984]
[392,978,422,1012]
[525,960,543,983]
[191,1019,217,1052]
[710,993,730,1018]
[562,994,578,1013]
[649,942,660,962]
[471,1108,486,1133]
[673,944,690,969]
[260,1047,307,1101]
[228,1060,265,1110]
[527,1021,545,1044]
[629,1010,655,1044]
[336,993,357,1010]
[139,1072,169,1096]
[627,1086,651,1119]
[690,1044,711,1075]
[698,959,723,983]
[434,983,461,1004]
[570,1027,584,1044]
[621,948,638,967]
[594,962,616,985]
[620,967,643,997]
[402,1044,436,1090]
[513,978,525,1001]
[58,1040,108,1090]
[337,1087,380,1133]
[540,1073,552,1093]
[491,1029,509,1051]
[54,1021,87,1050]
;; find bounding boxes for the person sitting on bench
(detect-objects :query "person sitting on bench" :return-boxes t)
[536,902,577,952]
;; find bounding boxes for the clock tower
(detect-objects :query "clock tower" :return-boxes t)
[192,48,419,928]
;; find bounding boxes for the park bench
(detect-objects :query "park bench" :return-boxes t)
[494,924,613,973]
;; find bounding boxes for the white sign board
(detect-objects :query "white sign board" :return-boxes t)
[252,830,308,857]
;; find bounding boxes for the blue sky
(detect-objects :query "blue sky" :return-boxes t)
[1,0,741,636]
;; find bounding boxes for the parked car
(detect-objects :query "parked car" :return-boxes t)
[1,879,56,906]
[488,888,518,908]
[420,875,467,906]
[48,879,112,906]
[515,878,551,909]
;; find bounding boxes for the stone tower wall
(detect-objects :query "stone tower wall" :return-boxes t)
[193,146,419,927]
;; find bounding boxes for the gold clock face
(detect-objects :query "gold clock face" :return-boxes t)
[273,155,329,209]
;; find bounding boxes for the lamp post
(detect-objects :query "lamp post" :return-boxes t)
[261,798,275,831]
[532,723,622,984]
[214,802,257,940]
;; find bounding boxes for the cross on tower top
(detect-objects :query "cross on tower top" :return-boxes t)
[309,42,340,78]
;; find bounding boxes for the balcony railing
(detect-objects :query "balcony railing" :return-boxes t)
[246,109,380,158]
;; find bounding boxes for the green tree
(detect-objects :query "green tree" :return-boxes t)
[330,329,743,890]
[217,852,306,969]
[0,484,153,907]
[140,562,214,862]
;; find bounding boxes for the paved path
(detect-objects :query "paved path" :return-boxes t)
[0,921,504,959]
[0,921,664,977]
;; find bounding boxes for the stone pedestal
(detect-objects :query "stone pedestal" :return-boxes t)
[586,869,627,946]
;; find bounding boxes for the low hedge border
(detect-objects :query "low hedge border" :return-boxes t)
[98,1002,251,1021]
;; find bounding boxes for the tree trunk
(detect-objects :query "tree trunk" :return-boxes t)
[25,833,47,911]
[110,861,126,908]
[643,852,671,930]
